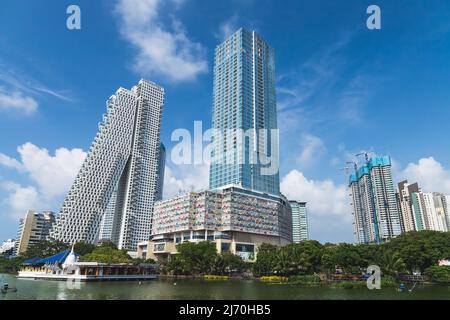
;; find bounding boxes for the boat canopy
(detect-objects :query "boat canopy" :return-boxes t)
[23,250,79,265]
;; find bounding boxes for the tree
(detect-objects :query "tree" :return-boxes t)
[0,256,24,274]
[384,231,450,272]
[167,242,218,275]
[252,243,278,276]
[425,266,450,284]
[286,241,324,274]
[214,252,245,275]
[321,243,364,274]
[22,240,69,259]
[73,242,97,256]
[377,251,407,276]
[81,242,131,263]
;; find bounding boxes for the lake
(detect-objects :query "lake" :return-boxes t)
[0,274,449,300]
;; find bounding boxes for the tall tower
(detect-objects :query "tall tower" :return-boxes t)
[397,180,420,233]
[349,156,401,244]
[289,201,309,242]
[209,28,280,196]
[156,143,166,201]
[51,80,164,251]
[15,210,55,255]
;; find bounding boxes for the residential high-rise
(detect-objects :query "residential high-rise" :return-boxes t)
[156,143,166,201]
[289,201,309,242]
[396,181,450,233]
[423,193,449,232]
[349,156,402,244]
[444,195,450,230]
[51,80,164,251]
[99,143,165,243]
[397,180,421,233]
[410,191,426,231]
[98,189,117,242]
[15,210,55,255]
[209,28,280,196]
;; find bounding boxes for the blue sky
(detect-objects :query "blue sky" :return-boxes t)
[1,0,450,243]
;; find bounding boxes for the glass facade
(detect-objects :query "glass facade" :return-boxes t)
[209,28,279,196]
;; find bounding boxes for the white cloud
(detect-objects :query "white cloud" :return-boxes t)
[398,157,450,194]
[0,143,87,219]
[215,16,239,41]
[114,0,208,82]
[163,164,209,198]
[15,143,87,198]
[0,67,73,103]
[0,182,42,219]
[0,154,23,171]
[297,134,326,166]
[281,170,349,220]
[0,88,38,115]
[280,169,353,242]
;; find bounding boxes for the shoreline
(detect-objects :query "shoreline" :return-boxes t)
[3,272,448,288]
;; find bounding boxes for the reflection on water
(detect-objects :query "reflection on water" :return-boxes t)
[1,274,449,300]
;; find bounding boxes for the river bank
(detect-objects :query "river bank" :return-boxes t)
[1,274,449,300]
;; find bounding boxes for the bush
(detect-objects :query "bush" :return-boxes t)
[204,275,230,280]
[425,266,450,284]
[0,257,24,274]
[259,276,289,282]
[81,242,132,263]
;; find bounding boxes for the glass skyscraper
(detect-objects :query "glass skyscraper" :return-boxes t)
[209,28,280,196]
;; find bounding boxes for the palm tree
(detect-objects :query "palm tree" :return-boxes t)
[378,251,407,276]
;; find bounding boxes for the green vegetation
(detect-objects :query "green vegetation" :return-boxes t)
[424,266,450,284]
[166,242,246,275]
[1,230,448,286]
[288,275,322,286]
[259,276,289,282]
[253,232,450,284]
[204,275,230,280]
[0,256,24,274]
[73,241,97,256]
[21,240,69,260]
[81,241,132,263]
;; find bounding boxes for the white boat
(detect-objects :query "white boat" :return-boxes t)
[18,247,157,282]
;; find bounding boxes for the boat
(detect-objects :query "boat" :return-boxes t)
[1,283,18,294]
[17,246,158,282]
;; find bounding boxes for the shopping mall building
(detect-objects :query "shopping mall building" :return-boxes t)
[137,185,292,262]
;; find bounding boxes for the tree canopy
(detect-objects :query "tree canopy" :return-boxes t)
[81,241,132,264]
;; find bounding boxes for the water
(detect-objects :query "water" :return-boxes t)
[0,274,449,300]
